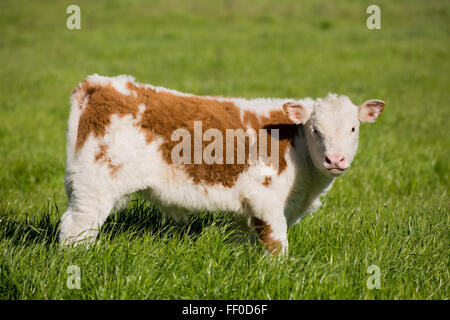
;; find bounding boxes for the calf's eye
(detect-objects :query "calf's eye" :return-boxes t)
[313,129,318,135]
[351,127,355,132]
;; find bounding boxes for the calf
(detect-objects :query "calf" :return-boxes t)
[60,74,385,254]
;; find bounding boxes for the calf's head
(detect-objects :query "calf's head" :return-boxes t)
[283,94,385,177]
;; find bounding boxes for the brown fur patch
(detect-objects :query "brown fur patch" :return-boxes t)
[94,143,107,162]
[76,81,140,152]
[262,176,272,186]
[94,143,122,177]
[252,217,282,255]
[242,109,298,174]
[107,162,123,176]
[75,79,299,187]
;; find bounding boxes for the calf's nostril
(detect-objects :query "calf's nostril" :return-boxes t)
[324,156,331,165]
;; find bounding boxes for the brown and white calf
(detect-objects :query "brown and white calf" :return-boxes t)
[60,74,385,254]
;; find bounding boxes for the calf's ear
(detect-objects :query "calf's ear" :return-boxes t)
[358,99,386,123]
[282,102,310,124]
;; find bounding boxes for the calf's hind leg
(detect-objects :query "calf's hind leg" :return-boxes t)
[59,179,120,246]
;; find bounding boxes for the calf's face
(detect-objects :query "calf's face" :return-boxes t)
[283,94,385,177]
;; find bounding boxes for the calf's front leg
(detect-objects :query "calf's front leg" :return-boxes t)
[251,213,288,256]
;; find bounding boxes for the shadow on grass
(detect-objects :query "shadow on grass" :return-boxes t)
[0,200,237,246]
[0,204,60,246]
[101,200,237,242]
[0,262,19,299]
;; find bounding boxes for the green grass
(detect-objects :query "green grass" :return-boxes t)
[0,0,448,299]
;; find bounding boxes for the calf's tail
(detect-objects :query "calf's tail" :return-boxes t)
[66,81,87,160]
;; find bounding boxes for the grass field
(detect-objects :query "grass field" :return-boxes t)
[0,0,448,299]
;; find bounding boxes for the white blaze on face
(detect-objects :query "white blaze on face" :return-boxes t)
[283,93,385,177]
